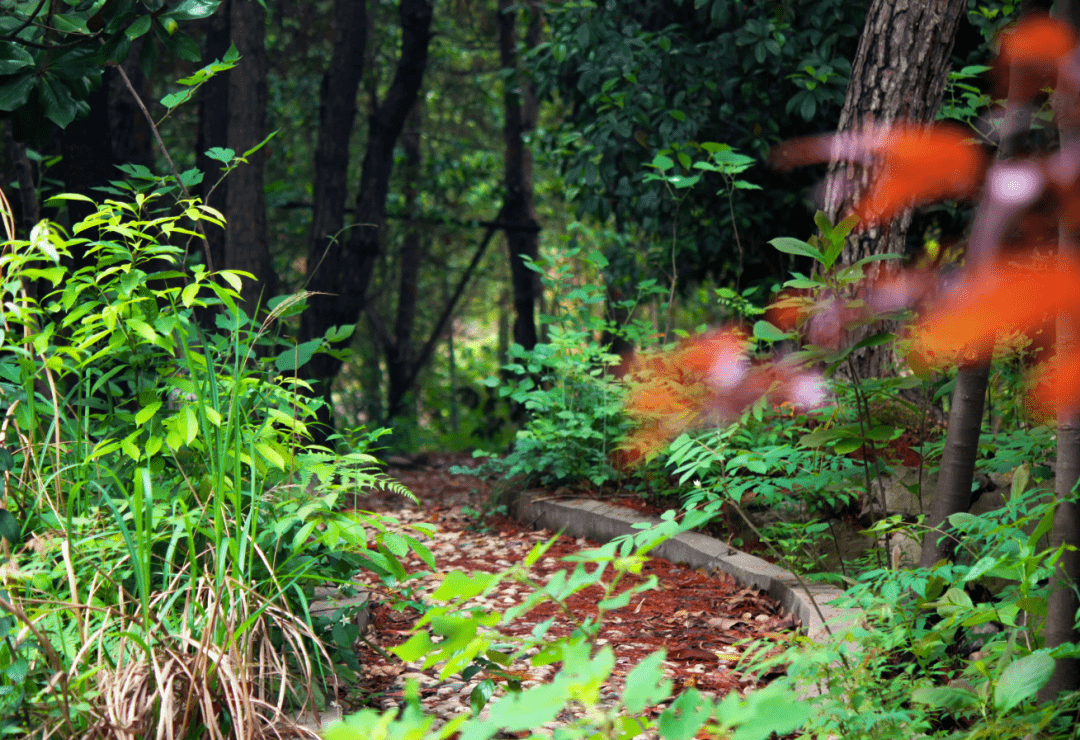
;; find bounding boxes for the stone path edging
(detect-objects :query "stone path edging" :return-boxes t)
[518,496,857,643]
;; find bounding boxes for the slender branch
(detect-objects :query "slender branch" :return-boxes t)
[112,60,215,272]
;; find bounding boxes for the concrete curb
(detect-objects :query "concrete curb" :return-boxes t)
[518,497,857,642]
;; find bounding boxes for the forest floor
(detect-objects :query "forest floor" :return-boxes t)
[337,452,801,730]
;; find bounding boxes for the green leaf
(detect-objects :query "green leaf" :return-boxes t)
[391,632,437,662]
[0,448,13,473]
[961,556,998,583]
[126,14,153,40]
[995,654,1054,713]
[325,324,355,343]
[0,42,34,75]
[0,74,35,112]
[851,332,896,350]
[650,154,674,172]
[160,89,195,110]
[243,129,278,158]
[164,31,202,63]
[622,651,672,713]
[769,237,825,262]
[833,437,862,454]
[470,679,497,715]
[275,339,321,373]
[166,0,221,21]
[0,509,20,546]
[431,570,495,601]
[911,685,980,710]
[206,146,235,163]
[135,401,162,427]
[752,320,792,342]
[40,75,77,128]
[659,689,710,740]
[799,427,840,447]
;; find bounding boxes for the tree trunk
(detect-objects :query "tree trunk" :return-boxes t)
[300,0,433,403]
[196,3,232,274]
[1038,0,1080,703]
[225,0,273,311]
[1041,308,1080,698]
[53,76,116,231]
[826,0,966,380]
[386,100,426,420]
[497,0,541,351]
[919,362,989,567]
[306,0,366,296]
[7,130,38,236]
[108,37,153,172]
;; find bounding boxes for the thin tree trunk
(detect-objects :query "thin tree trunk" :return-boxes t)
[300,0,433,406]
[826,0,966,379]
[306,0,366,295]
[497,0,541,351]
[196,3,231,273]
[7,130,38,236]
[1039,0,1080,701]
[919,362,989,567]
[225,0,273,311]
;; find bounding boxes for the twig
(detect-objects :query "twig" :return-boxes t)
[112,60,215,272]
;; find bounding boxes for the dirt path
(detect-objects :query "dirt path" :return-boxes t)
[340,453,799,727]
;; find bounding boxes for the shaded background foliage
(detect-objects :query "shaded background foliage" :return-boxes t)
[0,0,1020,443]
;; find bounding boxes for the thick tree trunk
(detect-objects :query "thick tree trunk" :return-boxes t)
[497,0,541,351]
[300,0,433,401]
[386,100,425,420]
[225,0,273,311]
[196,4,232,273]
[826,0,966,380]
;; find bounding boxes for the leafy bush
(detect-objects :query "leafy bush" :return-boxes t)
[0,192,430,737]
[462,247,665,489]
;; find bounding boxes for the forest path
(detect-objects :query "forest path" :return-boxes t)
[337,453,799,728]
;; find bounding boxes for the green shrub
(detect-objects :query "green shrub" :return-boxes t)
[461,247,666,490]
[0,193,431,737]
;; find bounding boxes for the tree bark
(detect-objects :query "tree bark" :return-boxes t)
[826,0,967,380]
[919,362,989,567]
[225,0,273,311]
[300,0,433,400]
[196,3,232,274]
[108,37,153,172]
[385,100,425,420]
[1038,0,1080,702]
[497,0,541,351]
[306,0,366,294]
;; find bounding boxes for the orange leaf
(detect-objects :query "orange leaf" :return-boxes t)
[768,124,987,226]
[854,125,988,225]
[1030,347,1080,417]
[998,14,1076,66]
[993,15,1077,103]
[916,255,1080,364]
